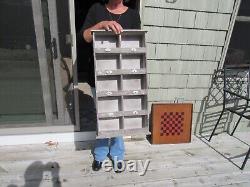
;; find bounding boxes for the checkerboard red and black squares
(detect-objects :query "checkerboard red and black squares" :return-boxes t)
[160,112,184,136]
[151,103,192,144]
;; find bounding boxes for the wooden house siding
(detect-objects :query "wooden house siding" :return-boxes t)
[141,0,248,132]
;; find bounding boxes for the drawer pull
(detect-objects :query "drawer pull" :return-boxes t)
[105,48,111,52]
[131,48,137,52]
[106,70,113,74]
[132,69,137,73]
[133,111,139,115]
[133,91,139,94]
[106,91,113,96]
[108,113,114,117]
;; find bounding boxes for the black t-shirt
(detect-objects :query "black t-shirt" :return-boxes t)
[80,3,141,87]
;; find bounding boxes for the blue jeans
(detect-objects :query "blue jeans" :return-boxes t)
[94,137,125,162]
[91,87,125,162]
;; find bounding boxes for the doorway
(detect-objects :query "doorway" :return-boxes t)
[74,0,141,132]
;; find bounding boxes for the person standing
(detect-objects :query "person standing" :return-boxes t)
[81,0,141,172]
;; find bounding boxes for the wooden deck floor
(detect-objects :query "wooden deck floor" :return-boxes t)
[0,132,250,187]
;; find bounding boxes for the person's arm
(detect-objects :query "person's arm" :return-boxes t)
[83,21,123,43]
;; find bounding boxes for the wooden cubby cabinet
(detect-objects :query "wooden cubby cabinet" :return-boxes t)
[92,30,150,138]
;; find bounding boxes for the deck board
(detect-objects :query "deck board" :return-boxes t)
[0,132,249,187]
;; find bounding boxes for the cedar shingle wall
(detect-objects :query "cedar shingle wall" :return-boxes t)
[142,0,249,133]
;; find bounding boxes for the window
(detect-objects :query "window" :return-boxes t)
[225,0,250,65]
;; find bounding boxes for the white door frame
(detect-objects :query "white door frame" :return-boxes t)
[69,0,81,131]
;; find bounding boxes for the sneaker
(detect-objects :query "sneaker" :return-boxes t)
[92,160,102,171]
[112,160,124,173]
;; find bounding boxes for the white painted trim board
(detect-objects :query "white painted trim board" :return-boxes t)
[0,131,96,146]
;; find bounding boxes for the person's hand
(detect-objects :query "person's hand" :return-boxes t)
[100,21,123,34]
[83,20,123,43]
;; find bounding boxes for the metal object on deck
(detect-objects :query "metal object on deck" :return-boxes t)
[209,64,250,170]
